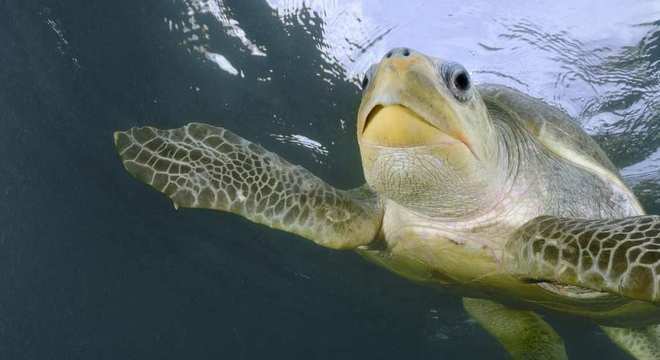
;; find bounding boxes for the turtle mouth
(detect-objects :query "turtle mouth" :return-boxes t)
[361,104,463,148]
[364,104,440,133]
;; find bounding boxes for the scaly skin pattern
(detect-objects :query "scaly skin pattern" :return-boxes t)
[602,326,660,360]
[507,215,660,303]
[463,298,567,360]
[114,123,382,249]
[115,47,660,359]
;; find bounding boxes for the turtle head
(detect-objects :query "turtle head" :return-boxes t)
[357,48,505,217]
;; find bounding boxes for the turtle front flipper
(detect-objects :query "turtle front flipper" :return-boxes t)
[113,123,383,249]
[506,215,660,303]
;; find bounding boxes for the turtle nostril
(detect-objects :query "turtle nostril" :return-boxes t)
[384,48,413,59]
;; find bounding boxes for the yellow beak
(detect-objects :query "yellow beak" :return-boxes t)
[361,105,456,147]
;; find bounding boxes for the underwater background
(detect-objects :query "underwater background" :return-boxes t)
[1,0,659,358]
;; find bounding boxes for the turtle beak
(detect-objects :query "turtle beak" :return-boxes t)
[361,104,461,148]
[357,49,485,159]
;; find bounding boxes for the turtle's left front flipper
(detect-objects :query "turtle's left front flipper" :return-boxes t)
[506,215,660,303]
[114,123,383,250]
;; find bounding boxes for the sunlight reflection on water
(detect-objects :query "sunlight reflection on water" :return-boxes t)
[175,1,658,202]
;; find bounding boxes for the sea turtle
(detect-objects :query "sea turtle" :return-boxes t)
[114,47,660,359]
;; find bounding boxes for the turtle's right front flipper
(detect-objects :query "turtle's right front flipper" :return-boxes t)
[505,215,660,303]
[114,123,383,250]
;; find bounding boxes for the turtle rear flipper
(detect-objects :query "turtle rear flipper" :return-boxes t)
[463,298,567,360]
[601,325,660,360]
[114,123,383,250]
[506,215,660,303]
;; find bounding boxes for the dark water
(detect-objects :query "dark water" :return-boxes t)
[1,0,659,359]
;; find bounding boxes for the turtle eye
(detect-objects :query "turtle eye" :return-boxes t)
[453,69,470,92]
[442,62,472,102]
[361,64,378,92]
[361,74,369,90]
